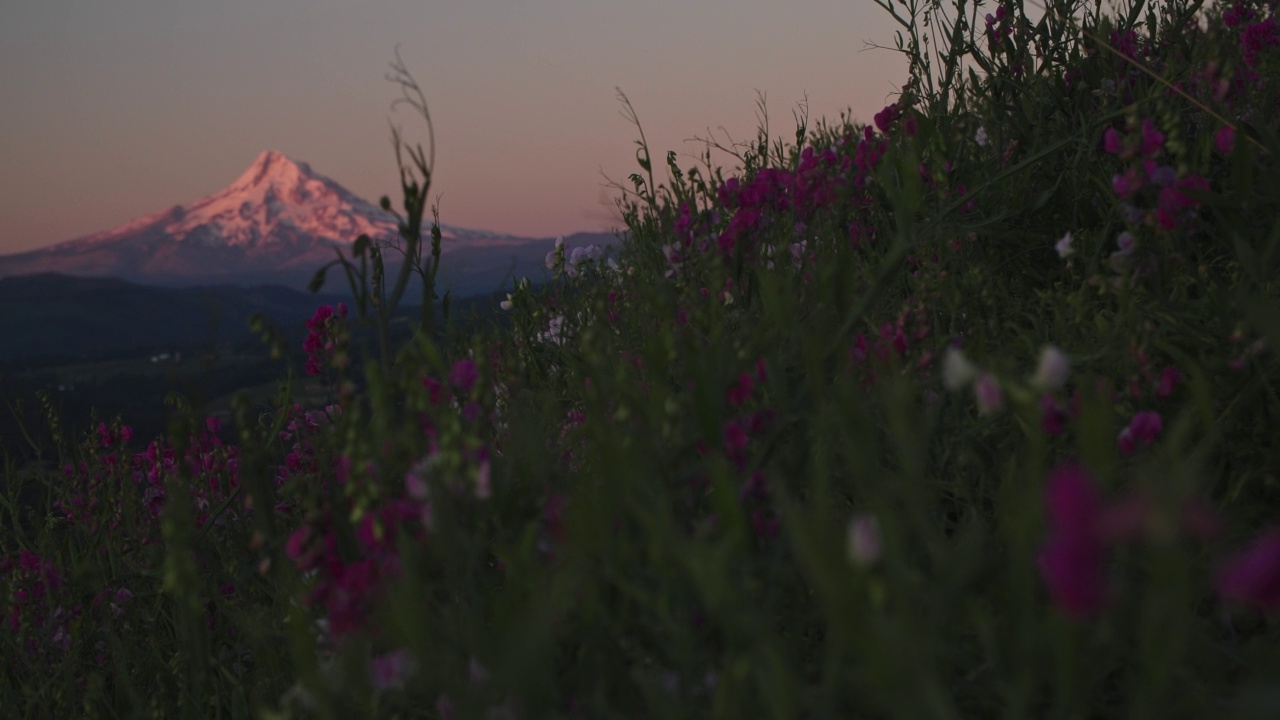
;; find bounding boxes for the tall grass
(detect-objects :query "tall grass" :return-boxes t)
[5,0,1280,717]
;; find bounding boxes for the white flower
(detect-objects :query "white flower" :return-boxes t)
[545,236,565,270]
[942,346,978,391]
[847,513,882,568]
[499,294,514,311]
[1031,345,1070,392]
[538,314,566,346]
[1055,231,1074,258]
[975,126,989,147]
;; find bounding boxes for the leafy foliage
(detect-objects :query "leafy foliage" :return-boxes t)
[5,2,1280,717]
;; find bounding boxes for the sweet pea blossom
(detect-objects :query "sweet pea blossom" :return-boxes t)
[1031,345,1071,392]
[847,513,883,568]
[1215,125,1236,154]
[974,372,1004,415]
[1038,463,1108,617]
[1118,410,1163,455]
[1216,528,1280,612]
[1055,231,1074,258]
[942,346,978,391]
[545,236,565,270]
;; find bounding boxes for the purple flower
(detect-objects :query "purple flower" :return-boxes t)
[1038,464,1108,617]
[1118,410,1163,455]
[449,359,479,393]
[1139,118,1165,157]
[1112,166,1145,199]
[974,372,1004,415]
[1103,127,1124,155]
[1217,528,1280,612]
[1215,125,1236,155]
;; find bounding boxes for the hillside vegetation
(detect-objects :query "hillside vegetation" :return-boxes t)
[4,1,1280,717]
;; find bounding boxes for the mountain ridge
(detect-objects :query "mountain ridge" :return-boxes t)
[0,151,620,295]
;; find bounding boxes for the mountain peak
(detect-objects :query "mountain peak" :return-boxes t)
[229,150,314,194]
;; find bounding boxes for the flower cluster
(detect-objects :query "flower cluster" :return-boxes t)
[303,303,348,376]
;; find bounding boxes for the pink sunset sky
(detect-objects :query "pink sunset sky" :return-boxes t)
[0,1,908,255]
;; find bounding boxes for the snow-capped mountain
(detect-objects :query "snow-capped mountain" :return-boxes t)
[0,151,618,296]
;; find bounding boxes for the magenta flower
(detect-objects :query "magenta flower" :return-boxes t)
[449,359,479,393]
[1103,127,1124,155]
[974,372,1004,415]
[1156,366,1180,398]
[1121,409,1162,453]
[1112,166,1145,199]
[1217,528,1280,612]
[1039,394,1069,436]
[1038,463,1108,617]
[873,104,901,134]
[1215,125,1236,155]
[1118,410,1163,455]
[1139,118,1165,157]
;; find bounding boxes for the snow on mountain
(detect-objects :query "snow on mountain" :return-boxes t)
[0,151,620,295]
[59,150,400,256]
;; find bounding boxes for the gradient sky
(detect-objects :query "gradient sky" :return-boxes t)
[0,0,907,254]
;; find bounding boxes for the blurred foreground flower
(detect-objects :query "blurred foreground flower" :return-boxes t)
[1038,463,1108,617]
[1031,345,1070,392]
[847,513,882,568]
[1217,528,1280,613]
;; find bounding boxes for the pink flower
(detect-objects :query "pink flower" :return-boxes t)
[873,104,901,134]
[1112,166,1145,198]
[1156,366,1180,398]
[1139,118,1165,157]
[371,650,415,691]
[974,372,1004,415]
[1103,127,1124,155]
[847,513,882,567]
[449,359,478,393]
[1215,125,1236,155]
[285,526,312,561]
[1038,464,1108,617]
[1039,394,1069,436]
[1217,528,1280,612]
[1118,410,1163,455]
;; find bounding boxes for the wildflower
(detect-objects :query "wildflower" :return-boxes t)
[1217,527,1280,612]
[1156,366,1180,398]
[975,126,989,147]
[500,294,514,311]
[1215,125,1236,155]
[1031,345,1071,392]
[1038,463,1108,617]
[544,236,565,270]
[449,359,478,393]
[539,314,566,346]
[1117,410,1163,455]
[1039,394,1069,436]
[974,372,1004,415]
[873,103,901,134]
[1055,231,1074,258]
[1103,127,1124,155]
[942,346,978,391]
[1116,232,1135,256]
[371,650,416,691]
[1112,166,1145,198]
[1138,118,1165,157]
[847,513,882,568]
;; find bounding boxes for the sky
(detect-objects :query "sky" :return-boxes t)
[0,0,907,254]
